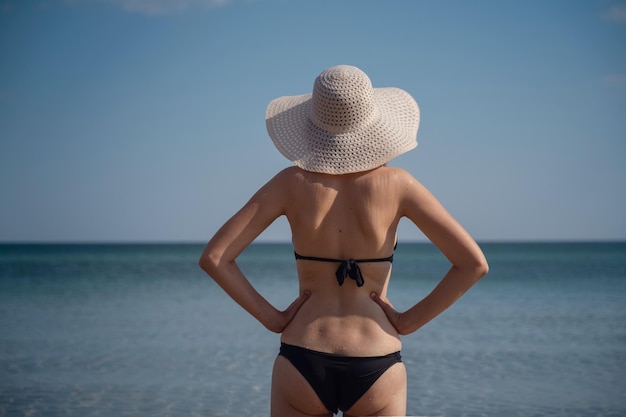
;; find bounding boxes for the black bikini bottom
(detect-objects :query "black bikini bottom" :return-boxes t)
[278,342,402,414]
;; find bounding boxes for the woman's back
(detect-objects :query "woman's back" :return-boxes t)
[280,166,406,356]
[286,166,401,258]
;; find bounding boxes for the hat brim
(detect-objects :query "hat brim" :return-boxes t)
[266,87,420,174]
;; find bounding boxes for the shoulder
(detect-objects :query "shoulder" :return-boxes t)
[258,166,299,187]
[269,166,309,180]
[268,166,308,188]
[374,167,435,207]
[372,166,419,188]
[255,166,309,200]
[381,166,414,179]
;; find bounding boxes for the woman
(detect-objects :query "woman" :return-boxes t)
[199,65,488,416]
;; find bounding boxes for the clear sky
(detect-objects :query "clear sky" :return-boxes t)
[1,0,625,243]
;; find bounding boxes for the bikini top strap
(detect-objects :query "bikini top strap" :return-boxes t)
[293,252,394,264]
[293,249,395,287]
[294,252,344,263]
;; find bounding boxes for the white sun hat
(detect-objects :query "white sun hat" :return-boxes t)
[265,65,420,174]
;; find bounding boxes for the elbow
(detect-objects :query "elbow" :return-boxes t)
[198,245,224,277]
[198,254,214,276]
[472,255,489,281]
[456,256,489,283]
[476,258,489,279]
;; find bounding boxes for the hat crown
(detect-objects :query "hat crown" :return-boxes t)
[310,65,376,134]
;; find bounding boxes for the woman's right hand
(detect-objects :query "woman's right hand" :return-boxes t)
[265,290,311,334]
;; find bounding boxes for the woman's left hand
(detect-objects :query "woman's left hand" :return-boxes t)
[266,290,311,333]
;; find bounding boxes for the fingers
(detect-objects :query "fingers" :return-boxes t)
[370,292,402,333]
[290,290,311,310]
[281,290,311,328]
[370,292,393,311]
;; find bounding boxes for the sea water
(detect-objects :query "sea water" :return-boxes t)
[0,242,624,416]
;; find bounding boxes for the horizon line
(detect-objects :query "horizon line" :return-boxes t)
[1,239,625,245]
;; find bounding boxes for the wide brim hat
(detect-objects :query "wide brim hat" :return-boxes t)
[265,65,420,174]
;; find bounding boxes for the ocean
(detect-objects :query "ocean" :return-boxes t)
[0,242,624,417]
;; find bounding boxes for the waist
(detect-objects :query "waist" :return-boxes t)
[280,297,402,355]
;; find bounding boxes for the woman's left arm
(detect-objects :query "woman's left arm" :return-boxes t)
[199,169,309,333]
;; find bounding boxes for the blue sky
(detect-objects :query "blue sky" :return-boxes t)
[1,0,625,243]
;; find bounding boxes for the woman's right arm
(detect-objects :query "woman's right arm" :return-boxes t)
[372,170,489,335]
[199,169,310,333]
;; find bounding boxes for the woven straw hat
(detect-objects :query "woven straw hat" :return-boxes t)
[265,65,420,174]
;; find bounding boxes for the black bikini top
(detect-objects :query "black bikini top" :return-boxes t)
[294,243,396,287]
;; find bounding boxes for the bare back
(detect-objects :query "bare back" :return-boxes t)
[201,163,487,357]
[280,166,405,356]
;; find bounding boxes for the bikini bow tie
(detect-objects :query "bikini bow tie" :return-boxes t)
[335,260,365,287]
